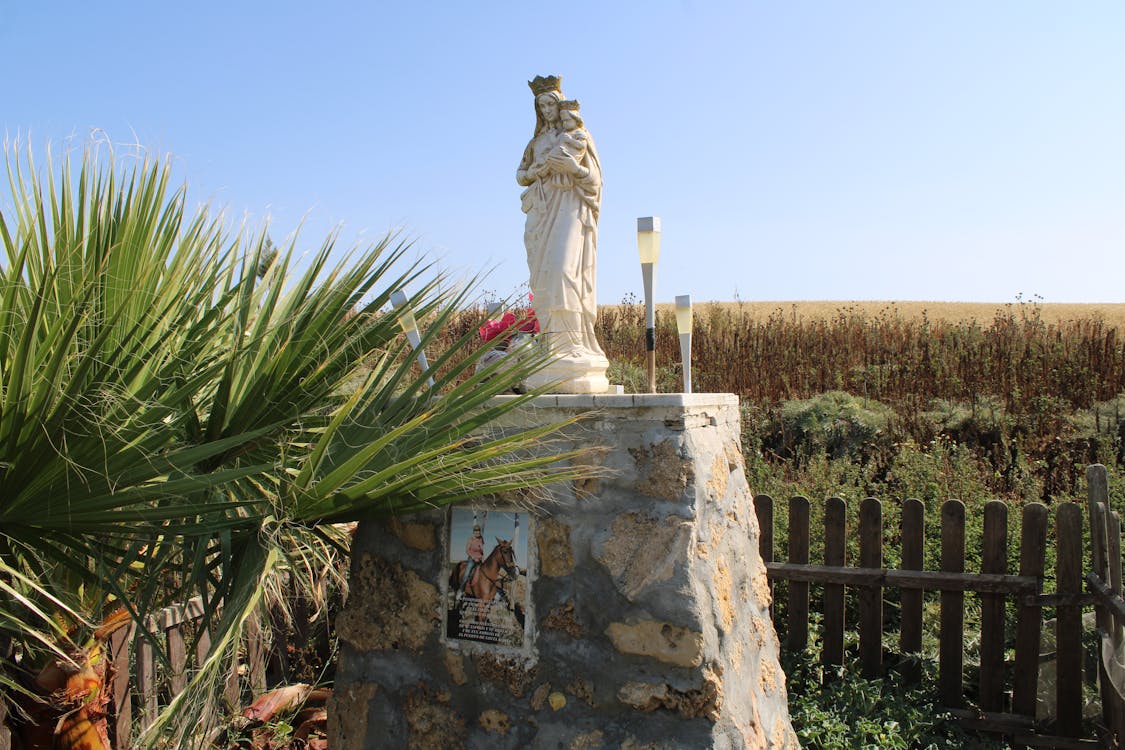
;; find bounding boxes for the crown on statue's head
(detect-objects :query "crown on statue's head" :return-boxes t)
[559,99,580,111]
[528,75,562,96]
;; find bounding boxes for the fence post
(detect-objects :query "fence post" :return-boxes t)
[1013,503,1048,723]
[182,597,221,735]
[787,495,810,653]
[165,616,187,698]
[939,499,966,708]
[184,596,209,666]
[1109,511,1124,639]
[900,498,924,683]
[109,623,134,747]
[135,632,158,727]
[246,612,268,697]
[754,494,774,619]
[1107,509,1125,746]
[224,651,242,711]
[1087,464,1119,740]
[980,500,1008,713]
[859,497,882,678]
[1092,499,1117,741]
[267,599,290,686]
[1056,501,1084,738]
[822,497,846,672]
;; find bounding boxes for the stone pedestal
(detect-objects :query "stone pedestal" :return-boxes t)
[330,394,797,749]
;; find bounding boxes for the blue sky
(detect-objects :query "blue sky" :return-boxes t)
[5,2,1123,303]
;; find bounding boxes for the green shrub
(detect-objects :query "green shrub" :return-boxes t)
[784,631,1006,750]
[770,391,895,464]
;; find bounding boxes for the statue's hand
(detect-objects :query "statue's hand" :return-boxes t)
[547,153,583,176]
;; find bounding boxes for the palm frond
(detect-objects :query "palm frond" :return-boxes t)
[1,138,597,748]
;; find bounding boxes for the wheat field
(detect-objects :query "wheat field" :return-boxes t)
[643,300,1125,327]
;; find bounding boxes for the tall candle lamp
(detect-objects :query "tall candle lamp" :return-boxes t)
[675,294,693,394]
[636,217,661,393]
[390,289,436,389]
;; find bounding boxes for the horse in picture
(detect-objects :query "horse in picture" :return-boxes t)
[450,538,518,605]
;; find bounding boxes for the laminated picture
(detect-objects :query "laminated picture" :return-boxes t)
[446,508,529,647]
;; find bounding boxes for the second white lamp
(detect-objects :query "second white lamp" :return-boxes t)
[675,294,693,394]
[637,217,661,393]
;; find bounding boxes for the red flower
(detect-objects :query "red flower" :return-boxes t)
[517,308,540,334]
[521,293,540,333]
[479,312,517,343]
[479,293,539,349]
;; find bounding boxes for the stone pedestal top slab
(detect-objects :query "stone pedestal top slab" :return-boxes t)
[494,392,739,409]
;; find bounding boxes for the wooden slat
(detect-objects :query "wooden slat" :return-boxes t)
[786,495,810,652]
[1011,734,1103,750]
[191,623,219,735]
[754,494,774,618]
[1013,503,1048,722]
[980,499,1008,712]
[1056,501,1084,738]
[947,707,1036,733]
[1109,511,1124,635]
[246,613,268,696]
[183,596,206,621]
[267,602,289,685]
[1033,592,1097,608]
[900,499,924,658]
[1090,500,1117,739]
[949,709,1103,750]
[110,624,133,747]
[754,494,774,564]
[167,624,187,697]
[1108,511,1124,636]
[764,563,1037,593]
[293,589,310,655]
[949,713,1101,749]
[1086,466,1118,743]
[136,634,158,726]
[196,625,212,665]
[1107,510,1125,746]
[858,497,882,678]
[1087,574,1125,620]
[939,499,966,708]
[149,596,206,631]
[822,497,846,670]
[153,605,183,631]
[1087,465,1110,576]
[225,652,242,711]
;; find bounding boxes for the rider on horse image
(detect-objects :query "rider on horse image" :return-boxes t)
[445,509,528,647]
[458,524,485,599]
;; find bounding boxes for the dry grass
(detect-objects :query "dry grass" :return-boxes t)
[438,298,1125,416]
[640,300,1125,327]
[593,297,1125,411]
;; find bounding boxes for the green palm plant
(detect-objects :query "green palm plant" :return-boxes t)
[0,141,586,748]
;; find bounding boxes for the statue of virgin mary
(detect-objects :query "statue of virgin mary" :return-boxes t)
[516,75,610,393]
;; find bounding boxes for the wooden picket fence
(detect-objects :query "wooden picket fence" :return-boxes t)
[103,592,310,746]
[755,463,1125,750]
